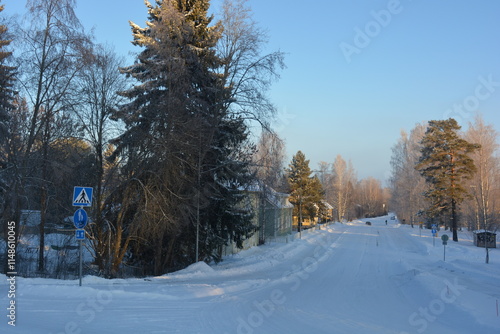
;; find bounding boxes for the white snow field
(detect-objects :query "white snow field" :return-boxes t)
[1,215,499,334]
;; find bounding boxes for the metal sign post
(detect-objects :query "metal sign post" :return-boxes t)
[441,234,449,261]
[79,239,83,286]
[75,217,87,287]
[72,186,92,286]
[432,224,437,246]
[76,229,86,286]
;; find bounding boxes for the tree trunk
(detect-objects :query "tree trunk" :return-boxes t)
[451,198,458,242]
[38,186,47,272]
[298,199,302,235]
[38,120,50,273]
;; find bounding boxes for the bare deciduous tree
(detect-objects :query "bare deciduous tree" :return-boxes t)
[463,114,499,232]
[389,124,426,225]
[354,177,386,218]
[17,0,92,272]
[253,130,286,190]
[73,44,127,276]
[218,0,285,129]
[332,155,356,222]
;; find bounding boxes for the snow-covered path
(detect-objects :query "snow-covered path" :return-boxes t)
[1,216,499,333]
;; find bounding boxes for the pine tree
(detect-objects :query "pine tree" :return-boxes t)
[305,175,325,221]
[287,151,324,234]
[416,118,480,242]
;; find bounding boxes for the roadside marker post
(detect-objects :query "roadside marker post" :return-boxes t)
[72,187,93,286]
[441,234,449,261]
[432,224,437,246]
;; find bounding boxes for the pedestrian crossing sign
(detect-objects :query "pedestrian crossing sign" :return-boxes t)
[73,187,93,207]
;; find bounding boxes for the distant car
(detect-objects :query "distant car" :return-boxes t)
[390,216,396,220]
[365,221,372,226]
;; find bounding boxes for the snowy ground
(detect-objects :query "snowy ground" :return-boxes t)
[1,215,499,334]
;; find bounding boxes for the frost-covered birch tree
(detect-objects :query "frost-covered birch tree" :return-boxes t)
[463,115,499,232]
[332,155,356,222]
[253,130,287,190]
[389,124,426,225]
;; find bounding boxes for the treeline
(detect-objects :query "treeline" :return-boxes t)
[389,116,500,240]
[0,0,285,277]
[254,137,389,226]
[316,155,389,221]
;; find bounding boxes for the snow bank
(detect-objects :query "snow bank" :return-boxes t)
[163,261,215,279]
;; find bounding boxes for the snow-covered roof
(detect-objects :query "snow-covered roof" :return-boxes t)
[242,180,293,209]
[321,200,333,210]
[473,230,497,235]
[267,191,294,209]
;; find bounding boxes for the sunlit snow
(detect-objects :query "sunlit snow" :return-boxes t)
[1,216,499,334]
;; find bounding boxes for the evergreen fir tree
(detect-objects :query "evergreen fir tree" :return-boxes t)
[198,115,256,262]
[416,118,480,242]
[111,0,255,274]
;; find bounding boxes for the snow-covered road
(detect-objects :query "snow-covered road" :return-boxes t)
[1,216,499,333]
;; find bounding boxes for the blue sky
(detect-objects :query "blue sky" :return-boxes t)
[4,0,500,183]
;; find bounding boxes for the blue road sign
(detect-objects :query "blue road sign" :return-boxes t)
[73,187,93,207]
[73,208,88,229]
[75,229,85,240]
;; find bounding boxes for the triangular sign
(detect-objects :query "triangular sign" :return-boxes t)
[74,188,91,205]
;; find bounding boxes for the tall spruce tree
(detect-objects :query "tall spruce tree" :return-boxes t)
[111,0,254,275]
[416,118,479,242]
